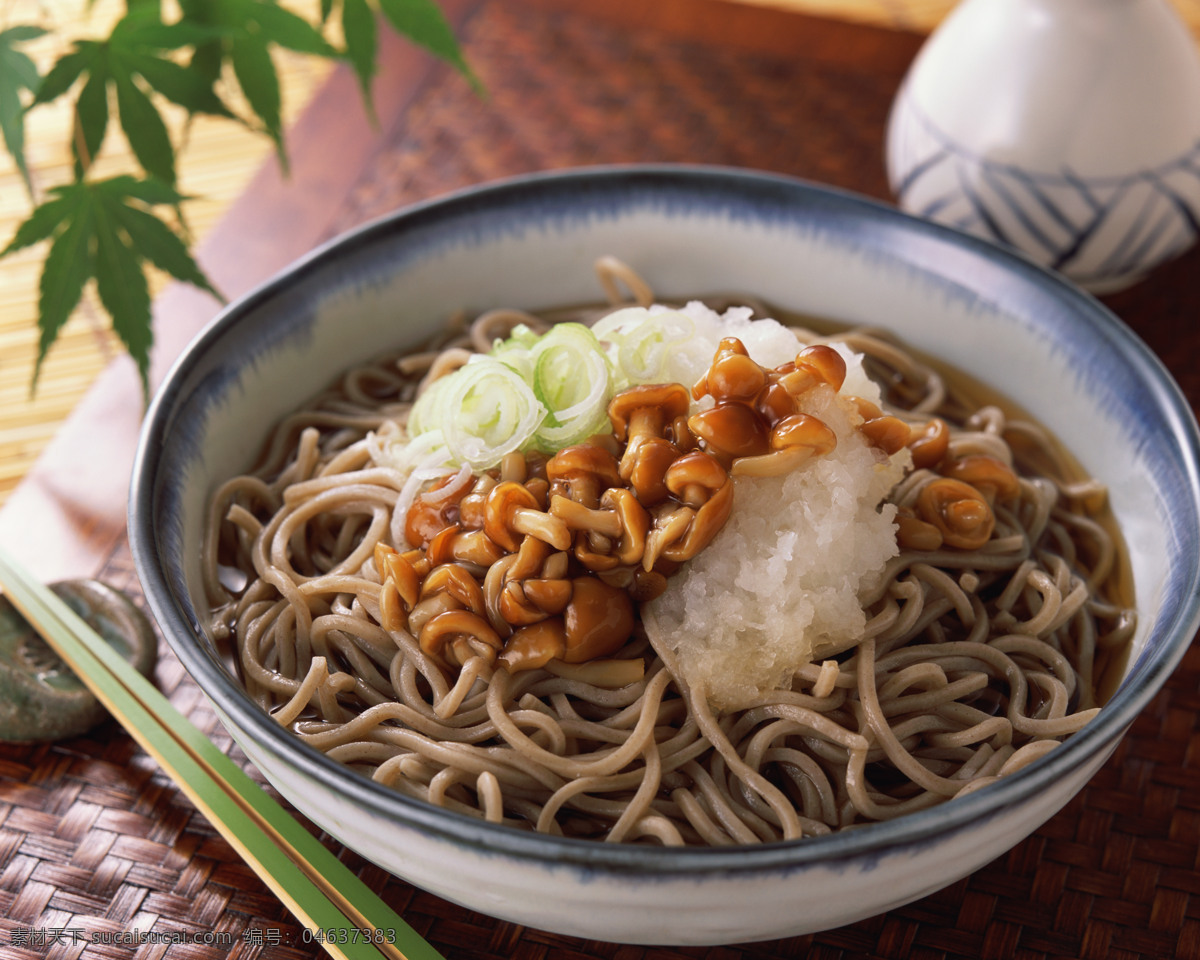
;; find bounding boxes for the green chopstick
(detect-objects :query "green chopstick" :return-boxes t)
[0,545,445,960]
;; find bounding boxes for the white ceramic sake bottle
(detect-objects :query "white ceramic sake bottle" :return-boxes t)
[886,0,1200,293]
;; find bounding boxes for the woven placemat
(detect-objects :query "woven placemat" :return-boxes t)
[3,3,1200,958]
[327,2,909,236]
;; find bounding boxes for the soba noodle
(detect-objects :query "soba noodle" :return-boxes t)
[202,261,1136,845]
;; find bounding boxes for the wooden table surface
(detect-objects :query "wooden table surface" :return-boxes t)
[1,2,1199,958]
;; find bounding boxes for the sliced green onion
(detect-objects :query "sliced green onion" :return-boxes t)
[421,356,546,471]
[529,323,613,451]
[593,306,698,388]
[497,323,540,350]
[399,306,728,474]
[406,372,456,438]
[488,323,539,380]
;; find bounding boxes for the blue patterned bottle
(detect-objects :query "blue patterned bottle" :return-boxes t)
[886,0,1200,292]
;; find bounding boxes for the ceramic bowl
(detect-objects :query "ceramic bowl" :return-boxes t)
[129,165,1200,946]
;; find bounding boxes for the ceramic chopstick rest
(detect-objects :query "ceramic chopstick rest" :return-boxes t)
[0,580,158,741]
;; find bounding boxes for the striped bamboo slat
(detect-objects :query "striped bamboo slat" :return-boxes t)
[0,0,331,508]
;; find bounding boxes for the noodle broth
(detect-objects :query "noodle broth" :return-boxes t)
[201,276,1137,847]
[780,306,1137,704]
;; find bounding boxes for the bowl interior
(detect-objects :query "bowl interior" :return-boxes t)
[131,166,1200,869]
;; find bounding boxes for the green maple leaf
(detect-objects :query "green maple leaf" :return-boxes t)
[5,0,474,400]
[378,0,477,87]
[179,0,337,173]
[321,0,479,116]
[337,0,378,119]
[31,7,234,184]
[1,175,223,397]
[0,25,47,196]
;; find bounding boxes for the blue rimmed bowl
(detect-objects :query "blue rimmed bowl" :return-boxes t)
[129,165,1200,946]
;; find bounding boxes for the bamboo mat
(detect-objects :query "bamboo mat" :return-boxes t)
[0,0,331,507]
[3,1,1200,957]
[6,0,1200,508]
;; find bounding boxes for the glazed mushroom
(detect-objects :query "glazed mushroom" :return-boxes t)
[608,383,691,504]
[549,486,650,568]
[620,436,680,505]
[496,577,635,673]
[941,455,1020,505]
[374,543,421,608]
[508,533,555,580]
[626,567,669,603]
[456,473,498,530]
[894,507,946,552]
[693,337,766,403]
[663,478,734,563]
[847,396,914,455]
[496,618,567,673]
[641,451,735,567]
[499,450,528,483]
[687,402,770,463]
[561,577,635,662]
[773,412,837,455]
[548,495,623,540]
[404,471,472,546]
[420,563,487,617]
[643,477,735,569]
[481,554,521,637]
[754,377,795,424]
[861,414,913,455]
[407,590,466,639]
[484,481,572,552]
[419,609,504,670]
[916,477,995,550]
[498,578,556,626]
[667,413,697,452]
[392,332,914,677]
[377,579,407,634]
[777,343,848,396]
[908,418,951,470]
[426,526,505,569]
[688,337,848,468]
[664,450,727,509]
[569,532,621,574]
[608,382,692,447]
[600,487,650,565]
[546,444,622,509]
[520,578,573,615]
[732,412,837,477]
[641,504,692,571]
[488,536,572,628]
[374,543,423,633]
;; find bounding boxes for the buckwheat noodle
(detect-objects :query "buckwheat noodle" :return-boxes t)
[202,261,1136,845]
